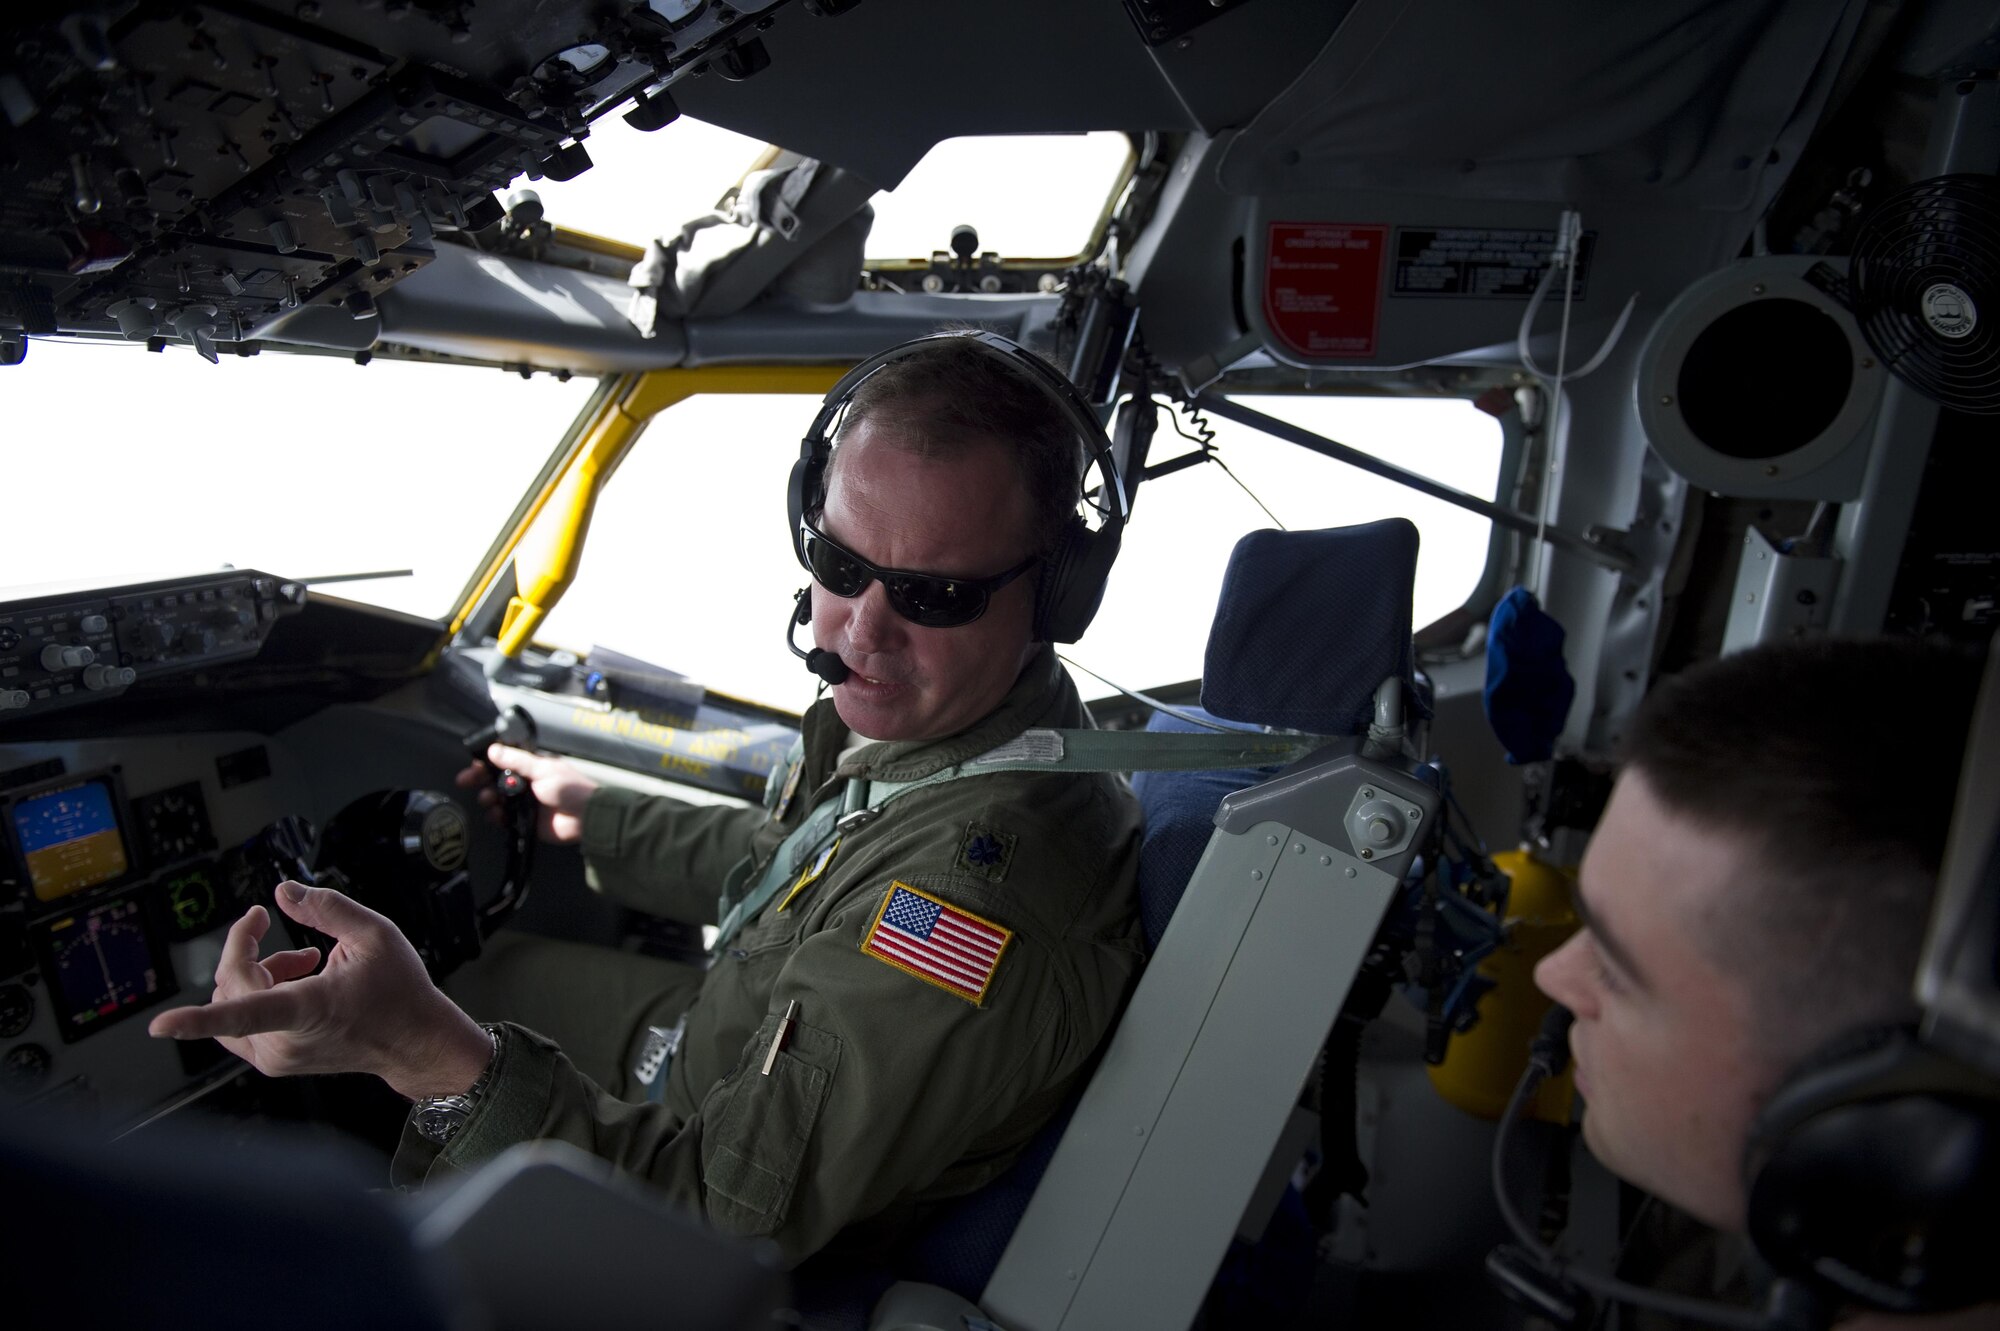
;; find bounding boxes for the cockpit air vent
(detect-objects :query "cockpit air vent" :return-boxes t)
[1636,257,1885,502]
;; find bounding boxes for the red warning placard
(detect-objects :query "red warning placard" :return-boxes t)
[1263,223,1387,360]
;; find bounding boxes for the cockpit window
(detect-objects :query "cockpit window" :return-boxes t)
[1070,395,1503,694]
[531,390,1501,715]
[482,120,1130,265]
[499,115,769,245]
[534,392,822,716]
[1,341,596,621]
[865,133,1135,261]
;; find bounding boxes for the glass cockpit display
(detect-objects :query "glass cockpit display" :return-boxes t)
[7,776,133,903]
[31,894,176,1043]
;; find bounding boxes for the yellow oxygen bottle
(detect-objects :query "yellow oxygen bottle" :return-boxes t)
[1427,847,1580,1122]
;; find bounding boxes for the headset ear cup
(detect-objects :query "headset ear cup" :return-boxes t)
[1038,514,1123,643]
[1034,517,1087,643]
[1744,1026,2000,1313]
[1745,1026,1907,1180]
[788,449,824,564]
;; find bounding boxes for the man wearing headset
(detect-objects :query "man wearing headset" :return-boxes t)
[1531,637,1994,1327]
[150,332,1146,1266]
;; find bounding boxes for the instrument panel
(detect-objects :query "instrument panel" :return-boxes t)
[0,569,321,1122]
[0,569,306,721]
[0,732,313,1121]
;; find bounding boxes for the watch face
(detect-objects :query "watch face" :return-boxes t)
[415,1096,473,1145]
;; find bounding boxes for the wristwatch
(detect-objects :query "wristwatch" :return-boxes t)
[412,1024,501,1147]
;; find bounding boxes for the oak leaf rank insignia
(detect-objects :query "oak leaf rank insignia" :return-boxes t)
[956,821,1017,882]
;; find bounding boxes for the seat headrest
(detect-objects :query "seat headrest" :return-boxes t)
[1199,520,1425,735]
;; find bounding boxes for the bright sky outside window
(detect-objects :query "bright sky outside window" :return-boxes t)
[1071,396,1502,695]
[1,339,592,621]
[522,120,1133,266]
[532,392,1501,715]
[508,114,769,245]
[864,133,1134,260]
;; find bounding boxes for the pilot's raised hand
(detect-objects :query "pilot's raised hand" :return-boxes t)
[454,742,598,845]
[147,881,493,1100]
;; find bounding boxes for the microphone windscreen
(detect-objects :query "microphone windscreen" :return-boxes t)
[807,649,850,685]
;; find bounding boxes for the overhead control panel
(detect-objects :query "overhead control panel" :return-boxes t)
[0,570,305,722]
[0,0,832,361]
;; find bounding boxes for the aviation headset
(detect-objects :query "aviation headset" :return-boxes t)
[1741,1022,2000,1316]
[786,329,1128,646]
[1494,1006,2000,1329]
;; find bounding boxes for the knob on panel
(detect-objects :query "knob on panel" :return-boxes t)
[82,663,136,691]
[39,643,95,671]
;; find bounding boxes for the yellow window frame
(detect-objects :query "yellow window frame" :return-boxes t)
[450,365,848,654]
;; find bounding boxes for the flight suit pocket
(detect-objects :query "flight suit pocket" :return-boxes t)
[732,897,806,959]
[702,1016,842,1236]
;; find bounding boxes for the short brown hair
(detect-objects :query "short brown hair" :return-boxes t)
[831,333,1086,558]
[1621,638,1982,1059]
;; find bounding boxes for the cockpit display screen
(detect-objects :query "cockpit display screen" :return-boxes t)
[31,893,177,1043]
[9,777,132,903]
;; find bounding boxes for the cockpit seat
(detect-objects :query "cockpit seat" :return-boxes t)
[851,519,1433,1331]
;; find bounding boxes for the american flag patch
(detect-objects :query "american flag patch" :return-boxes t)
[862,883,1012,1005]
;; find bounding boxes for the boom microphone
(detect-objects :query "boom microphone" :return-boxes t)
[785,589,850,685]
[1486,1007,1831,1331]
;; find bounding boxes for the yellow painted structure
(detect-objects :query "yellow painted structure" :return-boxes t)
[450,365,847,653]
[1427,847,1581,1123]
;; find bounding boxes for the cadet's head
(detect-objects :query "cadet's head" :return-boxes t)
[1534,638,1979,1231]
[809,336,1087,741]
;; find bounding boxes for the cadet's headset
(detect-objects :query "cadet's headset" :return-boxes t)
[1491,674,2000,1331]
[784,330,1129,684]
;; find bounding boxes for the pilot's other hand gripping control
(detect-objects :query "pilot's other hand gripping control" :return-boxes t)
[150,332,1144,1266]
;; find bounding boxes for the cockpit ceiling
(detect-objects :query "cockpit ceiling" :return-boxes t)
[5,0,1995,367]
[670,0,1351,187]
[1218,0,1867,210]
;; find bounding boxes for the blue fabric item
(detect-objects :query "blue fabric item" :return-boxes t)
[1131,708,1279,950]
[1482,586,1576,764]
[893,1093,1081,1303]
[1201,521,1427,735]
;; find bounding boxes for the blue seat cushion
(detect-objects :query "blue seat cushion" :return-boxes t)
[1200,520,1426,735]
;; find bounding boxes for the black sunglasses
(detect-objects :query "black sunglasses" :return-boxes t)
[798,517,1038,628]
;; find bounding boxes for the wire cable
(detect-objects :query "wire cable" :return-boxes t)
[1151,395,1287,529]
[1056,652,1235,732]
[1490,1012,1778,1331]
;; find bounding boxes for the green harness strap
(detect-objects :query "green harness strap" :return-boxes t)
[709,727,1329,953]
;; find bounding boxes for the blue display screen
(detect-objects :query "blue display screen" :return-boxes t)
[13,781,119,853]
[10,779,130,901]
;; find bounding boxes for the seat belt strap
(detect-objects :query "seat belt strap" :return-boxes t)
[712,728,1333,953]
[714,776,868,951]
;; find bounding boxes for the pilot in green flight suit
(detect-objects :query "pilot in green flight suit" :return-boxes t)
[148,333,1145,1266]
[413,643,1141,1262]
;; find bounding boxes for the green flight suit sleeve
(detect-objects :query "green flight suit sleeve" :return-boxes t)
[394,873,1088,1268]
[579,785,769,925]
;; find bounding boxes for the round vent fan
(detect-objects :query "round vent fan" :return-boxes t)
[1849,173,2000,415]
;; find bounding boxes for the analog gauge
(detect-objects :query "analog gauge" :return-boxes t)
[159,860,230,941]
[3,1042,51,1095]
[0,981,32,1038]
[134,781,215,866]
